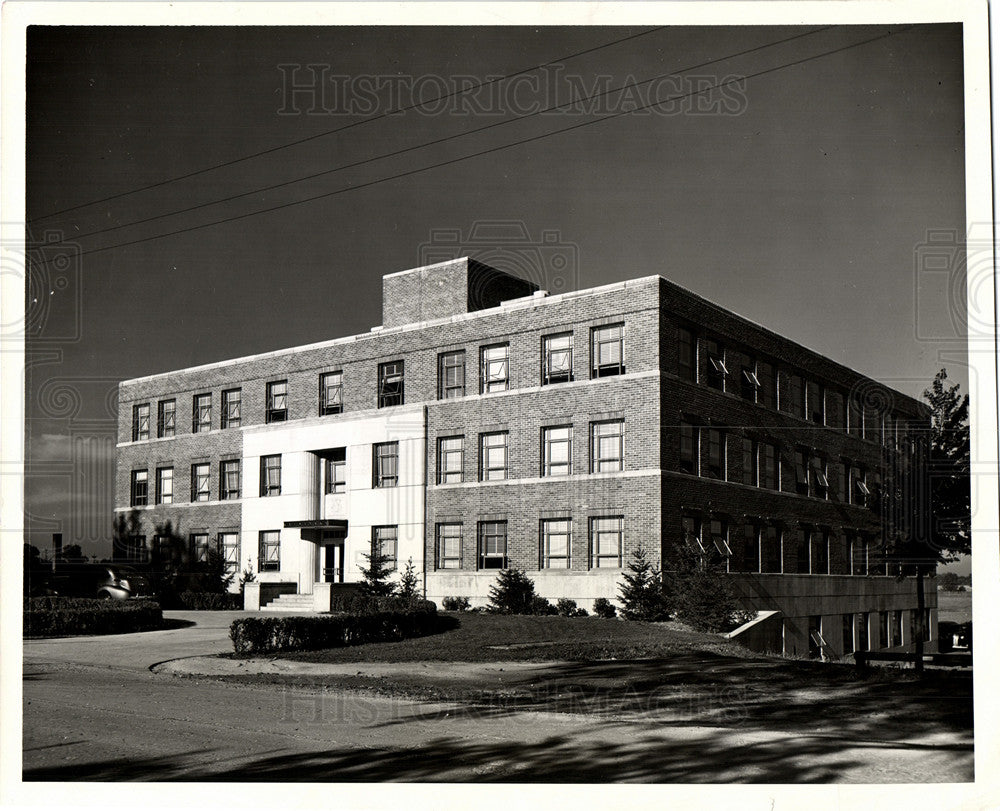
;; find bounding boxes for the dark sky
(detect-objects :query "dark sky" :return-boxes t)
[23,24,967,557]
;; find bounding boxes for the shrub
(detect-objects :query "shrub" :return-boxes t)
[487,568,537,614]
[530,596,557,615]
[229,601,438,655]
[556,598,578,616]
[572,607,589,617]
[663,544,745,633]
[617,546,670,622]
[24,598,163,638]
[593,597,617,619]
[330,594,435,615]
[442,596,471,612]
[167,591,243,610]
[358,544,396,598]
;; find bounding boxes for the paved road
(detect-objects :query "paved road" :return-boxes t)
[19,612,974,783]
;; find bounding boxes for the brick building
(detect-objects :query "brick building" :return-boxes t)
[115,256,935,657]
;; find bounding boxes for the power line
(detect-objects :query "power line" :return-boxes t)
[57,26,832,245]
[32,26,912,268]
[28,26,669,222]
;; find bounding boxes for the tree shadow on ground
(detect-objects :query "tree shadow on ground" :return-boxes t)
[22,724,973,783]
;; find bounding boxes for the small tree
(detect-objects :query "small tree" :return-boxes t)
[398,557,421,600]
[664,543,746,633]
[238,557,256,594]
[359,543,396,597]
[617,545,669,621]
[487,567,537,614]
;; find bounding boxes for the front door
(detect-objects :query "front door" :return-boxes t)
[323,542,344,583]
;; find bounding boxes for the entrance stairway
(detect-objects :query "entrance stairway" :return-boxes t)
[260,592,315,613]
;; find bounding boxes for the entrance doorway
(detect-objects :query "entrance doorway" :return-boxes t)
[322,533,345,583]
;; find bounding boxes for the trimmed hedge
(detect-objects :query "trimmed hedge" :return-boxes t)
[230,600,438,655]
[167,591,243,610]
[24,598,163,638]
[328,594,433,615]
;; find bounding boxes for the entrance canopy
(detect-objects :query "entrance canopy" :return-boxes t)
[284,519,348,532]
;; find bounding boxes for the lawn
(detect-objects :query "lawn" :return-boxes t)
[215,612,972,744]
[282,611,743,664]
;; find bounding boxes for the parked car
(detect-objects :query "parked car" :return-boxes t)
[49,563,151,600]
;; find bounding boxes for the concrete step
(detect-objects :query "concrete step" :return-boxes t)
[261,593,316,613]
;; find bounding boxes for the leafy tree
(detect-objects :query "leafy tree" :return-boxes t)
[487,567,537,614]
[883,369,971,672]
[617,545,669,621]
[112,509,145,561]
[358,543,396,597]
[23,543,50,596]
[397,557,421,600]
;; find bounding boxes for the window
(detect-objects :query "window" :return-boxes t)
[858,613,870,651]
[156,400,175,438]
[590,516,623,568]
[849,535,868,576]
[155,467,173,505]
[789,374,805,419]
[590,420,624,473]
[812,456,829,499]
[864,404,881,442]
[438,351,466,399]
[705,428,725,480]
[325,448,346,494]
[218,532,240,576]
[542,333,573,384]
[812,529,829,574]
[762,525,782,573]
[437,436,464,484]
[891,610,903,647]
[708,518,732,564]
[741,437,758,487]
[757,361,775,409]
[678,327,695,382]
[682,515,704,553]
[794,527,810,573]
[878,611,889,648]
[130,470,148,506]
[794,449,810,496]
[704,340,727,391]
[848,395,864,438]
[826,389,845,431]
[377,361,404,408]
[373,442,399,488]
[266,380,288,423]
[221,389,241,428]
[220,459,241,500]
[741,523,760,572]
[679,421,698,475]
[191,463,210,502]
[319,372,343,415]
[853,467,870,507]
[806,380,823,424]
[478,521,508,569]
[760,443,779,490]
[260,455,281,496]
[541,519,571,568]
[739,365,759,402]
[373,526,398,571]
[190,533,210,564]
[132,403,150,441]
[479,432,508,481]
[193,393,211,433]
[842,614,855,656]
[258,530,280,572]
[435,524,462,569]
[481,343,509,392]
[591,323,625,377]
[542,426,573,476]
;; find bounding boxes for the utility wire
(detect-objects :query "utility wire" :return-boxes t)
[29,26,669,222]
[56,26,832,245]
[31,26,912,268]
